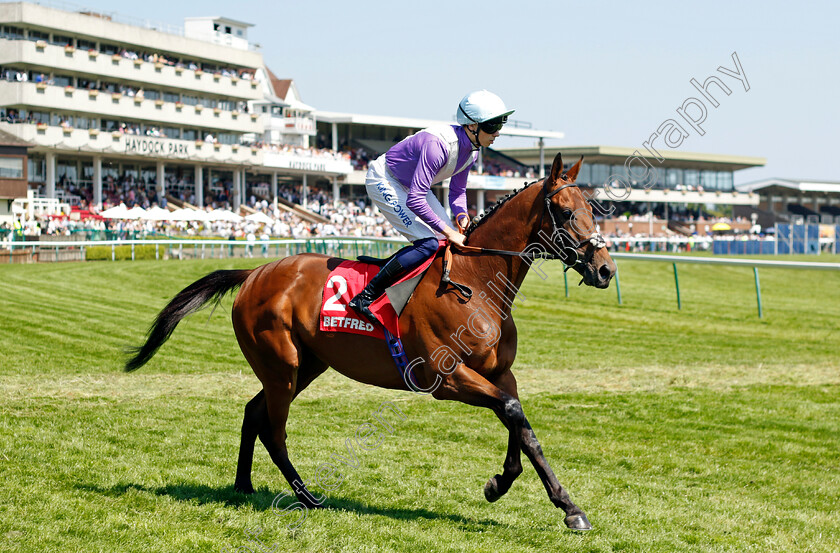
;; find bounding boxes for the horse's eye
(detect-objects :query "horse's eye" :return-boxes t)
[561,209,574,219]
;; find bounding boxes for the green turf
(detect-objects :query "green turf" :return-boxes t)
[1,255,838,552]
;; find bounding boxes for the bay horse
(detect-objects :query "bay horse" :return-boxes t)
[126,153,616,531]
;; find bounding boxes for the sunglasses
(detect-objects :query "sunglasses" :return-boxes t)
[479,115,507,135]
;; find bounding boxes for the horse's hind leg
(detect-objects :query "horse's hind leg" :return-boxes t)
[234,356,328,494]
[234,390,265,494]
[484,370,523,503]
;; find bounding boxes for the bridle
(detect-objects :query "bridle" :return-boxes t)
[455,177,607,270]
[441,177,607,298]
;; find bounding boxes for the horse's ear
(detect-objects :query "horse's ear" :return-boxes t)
[564,156,585,183]
[548,152,564,183]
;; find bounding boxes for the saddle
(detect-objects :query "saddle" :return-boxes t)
[320,244,444,339]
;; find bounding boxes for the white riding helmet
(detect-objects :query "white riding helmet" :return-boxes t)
[456,90,515,125]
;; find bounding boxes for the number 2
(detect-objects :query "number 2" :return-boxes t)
[324,275,348,312]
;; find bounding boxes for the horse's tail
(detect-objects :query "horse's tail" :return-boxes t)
[124,269,252,372]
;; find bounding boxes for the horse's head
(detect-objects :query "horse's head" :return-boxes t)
[541,152,616,289]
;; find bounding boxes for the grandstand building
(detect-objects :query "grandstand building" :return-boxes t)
[735,178,840,226]
[0,1,350,215]
[500,145,765,236]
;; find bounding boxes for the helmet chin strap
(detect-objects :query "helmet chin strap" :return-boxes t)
[467,126,481,150]
[458,104,482,150]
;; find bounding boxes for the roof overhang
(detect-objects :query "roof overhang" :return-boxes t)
[313,111,564,139]
[499,145,766,171]
[736,178,840,194]
[184,16,254,28]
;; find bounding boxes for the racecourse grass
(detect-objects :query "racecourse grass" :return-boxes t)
[1,254,839,552]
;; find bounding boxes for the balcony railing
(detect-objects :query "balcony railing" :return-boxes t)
[1,38,262,100]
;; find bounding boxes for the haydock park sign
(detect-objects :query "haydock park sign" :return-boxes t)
[124,137,191,157]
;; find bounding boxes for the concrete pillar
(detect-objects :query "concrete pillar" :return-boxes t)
[332,176,339,207]
[156,161,165,205]
[195,165,203,208]
[232,169,240,212]
[45,152,56,198]
[302,174,308,209]
[93,156,102,208]
[331,122,338,152]
[538,137,546,179]
[271,172,278,211]
[241,169,247,206]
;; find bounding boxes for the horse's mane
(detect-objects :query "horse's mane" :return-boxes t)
[464,179,543,239]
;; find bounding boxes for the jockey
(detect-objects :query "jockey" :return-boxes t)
[349,90,514,323]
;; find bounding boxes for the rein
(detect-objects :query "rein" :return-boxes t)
[439,178,607,298]
[454,179,606,266]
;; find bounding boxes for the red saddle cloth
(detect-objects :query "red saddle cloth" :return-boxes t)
[319,246,442,340]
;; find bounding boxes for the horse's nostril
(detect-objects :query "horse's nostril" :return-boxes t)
[598,264,613,281]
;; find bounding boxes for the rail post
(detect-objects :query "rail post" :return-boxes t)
[564,270,569,298]
[753,267,763,318]
[615,269,622,305]
[673,263,682,310]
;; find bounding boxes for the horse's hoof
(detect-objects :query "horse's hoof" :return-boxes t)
[234,482,255,494]
[564,513,592,531]
[484,477,501,503]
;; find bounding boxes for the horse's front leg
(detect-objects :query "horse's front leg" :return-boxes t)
[431,363,590,530]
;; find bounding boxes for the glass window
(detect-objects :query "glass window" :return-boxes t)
[28,110,49,124]
[140,166,157,186]
[182,129,197,141]
[0,156,24,179]
[100,119,119,131]
[81,162,93,182]
[28,156,45,182]
[684,169,699,187]
[77,38,96,51]
[577,164,591,185]
[666,168,682,187]
[51,34,73,47]
[144,89,160,101]
[181,94,198,106]
[73,116,95,130]
[100,43,119,55]
[217,133,238,145]
[163,91,180,103]
[53,74,73,87]
[717,171,733,191]
[57,159,78,182]
[1,26,24,40]
[218,99,234,111]
[161,127,180,139]
[27,29,49,42]
[102,164,119,181]
[700,170,716,189]
[200,97,216,108]
[77,77,97,90]
[590,164,609,186]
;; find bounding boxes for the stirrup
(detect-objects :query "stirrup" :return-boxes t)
[349,293,379,325]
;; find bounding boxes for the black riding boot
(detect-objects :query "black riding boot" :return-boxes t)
[348,257,404,324]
